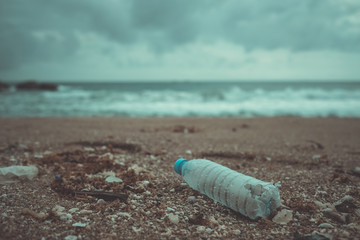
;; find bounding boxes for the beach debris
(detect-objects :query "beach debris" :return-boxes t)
[323,209,347,223]
[318,223,334,229]
[64,235,78,240]
[21,208,50,221]
[175,158,280,220]
[350,167,360,177]
[74,190,128,202]
[306,140,324,150]
[334,195,357,213]
[188,213,210,226]
[172,125,197,133]
[105,176,123,183]
[72,222,87,227]
[293,232,329,240]
[167,213,179,224]
[272,209,293,225]
[0,165,38,184]
[68,141,141,153]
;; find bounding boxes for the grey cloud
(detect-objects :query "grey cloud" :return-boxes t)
[0,0,359,70]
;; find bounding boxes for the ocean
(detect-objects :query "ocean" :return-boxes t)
[1,81,360,117]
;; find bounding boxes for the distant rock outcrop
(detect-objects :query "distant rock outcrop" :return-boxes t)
[0,81,10,92]
[16,80,58,91]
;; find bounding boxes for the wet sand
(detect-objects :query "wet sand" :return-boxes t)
[0,117,359,239]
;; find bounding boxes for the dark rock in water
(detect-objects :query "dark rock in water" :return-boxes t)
[0,81,10,91]
[16,80,58,91]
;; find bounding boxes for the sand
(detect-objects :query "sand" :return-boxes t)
[0,117,359,239]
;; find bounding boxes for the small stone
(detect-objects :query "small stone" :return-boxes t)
[132,226,142,233]
[318,223,334,228]
[105,176,123,183]
[72,222,86,227]
[79,209,92,215]
[167,207,175,212]
[186,150,192,155]
[266,157,272,161]
[83,147,95,152]
[65,235,78,240]
[187,196,196,203]
[272,209,293,225]
[233,229,241,235]
[68,208,79,213]
[97,199,106,205]
[167,213,179,224]
[197,226,205,232]
[60,213,72,222]
[312,154,322,159]
[118,212,131,218]
[351,167,360,176]
[323,209,346,223]
[205,228,212,233]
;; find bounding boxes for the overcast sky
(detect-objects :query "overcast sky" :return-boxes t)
[1,0,360,82]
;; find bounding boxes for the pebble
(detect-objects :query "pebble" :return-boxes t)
[65,235,78,240]
[318,223,334,229]
[351,167,360,176]
[197,226,205,232]
[60,213,72,222]
[84,147,95,152]
[167,207,175,212]
[272,209,293,225]
[79,209,92,215]
[187,196,196,203]
[233,229,241,235]
[68,208,79,213]
[167,213,179,224]
[72,222,87,227]
[105,176,123,183]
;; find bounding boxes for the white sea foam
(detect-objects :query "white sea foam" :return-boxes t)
[1,83,360,117]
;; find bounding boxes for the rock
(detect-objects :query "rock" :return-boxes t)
[187,196,196,203]
[79,209,92,215]
[323,209,347,223]
[167,213,179,224]
[64,235,78,240]
[68,208,79,213]
[16,80,58,91]
[351,166,360,176]
[105,176,123,183]
[293,232,329,240]
[72,222,86,227]
[272,209,293,225]
[318,223,334,229]
[0,81,10,91]
[334,195,357,213]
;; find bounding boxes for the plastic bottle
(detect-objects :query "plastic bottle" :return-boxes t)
[174,158,281,220]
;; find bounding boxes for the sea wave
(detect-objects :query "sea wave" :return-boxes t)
[1,84,360,117]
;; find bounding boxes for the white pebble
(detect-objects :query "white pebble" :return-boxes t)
[72,222,86,227]
[65,235,78,240]
[105,176,123,183]
[167,213,179,224]
[318,223,334,229]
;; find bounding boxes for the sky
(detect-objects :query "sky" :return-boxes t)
[1,0,360,82]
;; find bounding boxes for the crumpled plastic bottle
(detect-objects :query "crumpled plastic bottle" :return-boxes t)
[0,165,38,184]
[174,158,281,220]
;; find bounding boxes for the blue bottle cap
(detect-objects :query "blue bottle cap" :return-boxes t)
[174,158,188,175]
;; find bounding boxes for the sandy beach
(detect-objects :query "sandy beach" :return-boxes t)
[0,117,359,239]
